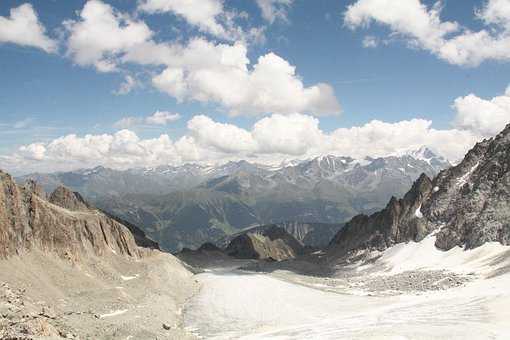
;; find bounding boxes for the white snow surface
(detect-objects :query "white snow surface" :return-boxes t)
[457,162,479,187]
[184,237,510,339]
[99,309,128,319]
[366,234,510,276]
[414,204,423,218]
[120,274,139,281]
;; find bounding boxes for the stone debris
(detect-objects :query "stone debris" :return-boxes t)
[0,282,76,339]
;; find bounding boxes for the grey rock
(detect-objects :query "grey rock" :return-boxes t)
[225,225,305,261]
[330,123,510,255]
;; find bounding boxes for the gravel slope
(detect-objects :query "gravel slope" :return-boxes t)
[0,250,198,339]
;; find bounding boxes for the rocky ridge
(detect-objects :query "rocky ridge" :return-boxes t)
[0,170,155,260]
[330,123,510,256]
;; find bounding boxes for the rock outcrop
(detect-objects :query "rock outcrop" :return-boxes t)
[423,124,510,250]
[330,174,433,254]
[48,186,91,211]
[330,123,510,255]
[225,225,305,261]
[0,170,156,259]
[219,221,343,249]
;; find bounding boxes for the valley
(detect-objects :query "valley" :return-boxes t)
[2,0,510,338]
[182,237,510,339]
[20,149,449,252]
[2,123,510,339]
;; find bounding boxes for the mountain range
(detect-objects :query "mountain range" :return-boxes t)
[19,147,450,251]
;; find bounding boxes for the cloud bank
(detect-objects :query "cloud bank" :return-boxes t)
[1,114,485,175]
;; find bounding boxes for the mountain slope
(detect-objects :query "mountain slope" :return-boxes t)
[0,170,154,259]
[330,124,510,256]
[0,169,198,339]
[95,189,260,252]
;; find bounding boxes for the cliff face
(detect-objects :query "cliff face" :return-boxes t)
[423,125,510,250]
[330,174,434,254]
[0,170,155,260]
[330,123,510,256]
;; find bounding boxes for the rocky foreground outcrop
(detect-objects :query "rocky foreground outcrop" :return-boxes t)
[225,225,305,261]
[0,170,157,260]
[331,123,510,255]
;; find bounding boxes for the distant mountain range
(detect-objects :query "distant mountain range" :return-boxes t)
[19,147,450,251]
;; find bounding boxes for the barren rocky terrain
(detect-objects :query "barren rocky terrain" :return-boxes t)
[0,250,198,339]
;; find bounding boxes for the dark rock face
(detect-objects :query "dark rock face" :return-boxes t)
[0,170,156,260]
[198,242,223,252]
[101,212,160,250]
[225,225,305,261]
[330,174,433,254]
[330,123,510,255]
[423,125,510,250]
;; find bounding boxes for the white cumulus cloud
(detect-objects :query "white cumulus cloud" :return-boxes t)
[453,86,510,136]
[344,0,510,66]
[64,0,153,72]
[61,1,334,116]
[0,3,57,53]
[114,111,181,128]
[5,110,488,175]
[145,111,181,125]
[137,0,261,42]
[148,38,341,116]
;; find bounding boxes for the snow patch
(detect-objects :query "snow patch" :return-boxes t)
[184,262,510,339]
[374,234,510,276]
[414,205,423,218]
[99,309,128,318]
[456,162,479,187]
[121,274,139,281]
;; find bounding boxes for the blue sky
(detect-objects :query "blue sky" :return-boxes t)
[1,0,510,174]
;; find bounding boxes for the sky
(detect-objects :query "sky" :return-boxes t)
[1,0,510,175]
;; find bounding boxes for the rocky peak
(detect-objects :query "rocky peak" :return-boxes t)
[23,179,46,199]
[49,186,90,212]
[329,173,434,255]
[330,123,510,256]
[0,169,157,260]
[226,225,305,261]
